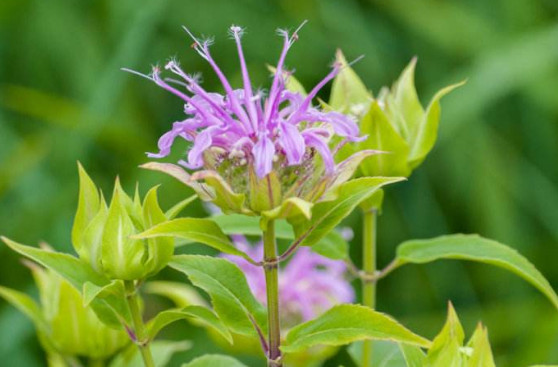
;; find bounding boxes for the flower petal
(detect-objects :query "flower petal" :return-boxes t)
[252,135,275,178]
[279,122,305,165]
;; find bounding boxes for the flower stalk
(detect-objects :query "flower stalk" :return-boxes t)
[263,220,282,367]
[125,281,155,367]
[361,208,377,366]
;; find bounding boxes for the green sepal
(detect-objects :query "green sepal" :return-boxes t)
[101,181,146,280]
[329,49,372,115]
[426,303,464,367]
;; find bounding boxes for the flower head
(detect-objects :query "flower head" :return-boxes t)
[127,24,379,216]
[222,235,354,328]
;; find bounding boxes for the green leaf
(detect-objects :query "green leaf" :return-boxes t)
[358,101,411,178]
[282,304,430,354]
[293,177,404,248]
[348,341,415,367]
[329,49,372,114]
[169,255,267,337]
[0,286,47,332]
[427,303,464,367]
[2,237,108,288]
[109,340,191,367]
[165,195,197,219]
[212,214,294,239]
[408,81,465,169]
[181,354,248,367]
[466,324,496,367]
[146,305,232,344]
[1,237,128,327]
[311,230,349,260]
[213,214,349,260]
[144,281,208,308]
[395,234,558,309]
[261,197,313,227]
[135,218,255,264]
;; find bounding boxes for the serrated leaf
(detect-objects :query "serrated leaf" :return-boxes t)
[169,255,267,337]
[395,234,558,309]
[181,354,248,367]
[293,177,404,248]
[282,304,430,354]
[408,81,465,169]
[135,218,255,264]
[146,305,232,343]
[329,49,372,114]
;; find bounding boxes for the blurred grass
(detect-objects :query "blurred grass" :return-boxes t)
[0,0,557,366]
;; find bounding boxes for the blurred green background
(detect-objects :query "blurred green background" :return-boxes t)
[1,0,558,366]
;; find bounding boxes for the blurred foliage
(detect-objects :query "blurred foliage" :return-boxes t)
[0,0,557,366]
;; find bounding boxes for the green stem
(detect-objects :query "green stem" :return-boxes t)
[361,209,377,367]
[263,220,282,367]
[124,280,155,367]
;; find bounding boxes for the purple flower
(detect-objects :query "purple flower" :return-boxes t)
[127,24,381,216]
[223,235,354,328]
[127,23,362,178]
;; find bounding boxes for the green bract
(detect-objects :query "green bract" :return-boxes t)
[330,50,464,209]
[0,256,127,361]
[73,164,175,281]
[141,149,377,225]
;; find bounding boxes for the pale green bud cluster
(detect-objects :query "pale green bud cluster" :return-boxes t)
[331,50,464,179]
[72,164,174,280]
[0,258,127,361]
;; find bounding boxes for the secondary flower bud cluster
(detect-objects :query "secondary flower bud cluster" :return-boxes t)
[72,165,174,280]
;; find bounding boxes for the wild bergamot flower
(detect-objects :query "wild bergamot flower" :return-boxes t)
[125,23,377,217]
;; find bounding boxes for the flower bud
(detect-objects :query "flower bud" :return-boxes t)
[26,260,127,359]
[331,50,464,179]
[72,164,173,280]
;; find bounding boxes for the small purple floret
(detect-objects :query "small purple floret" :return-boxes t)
[127,23,363,178]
